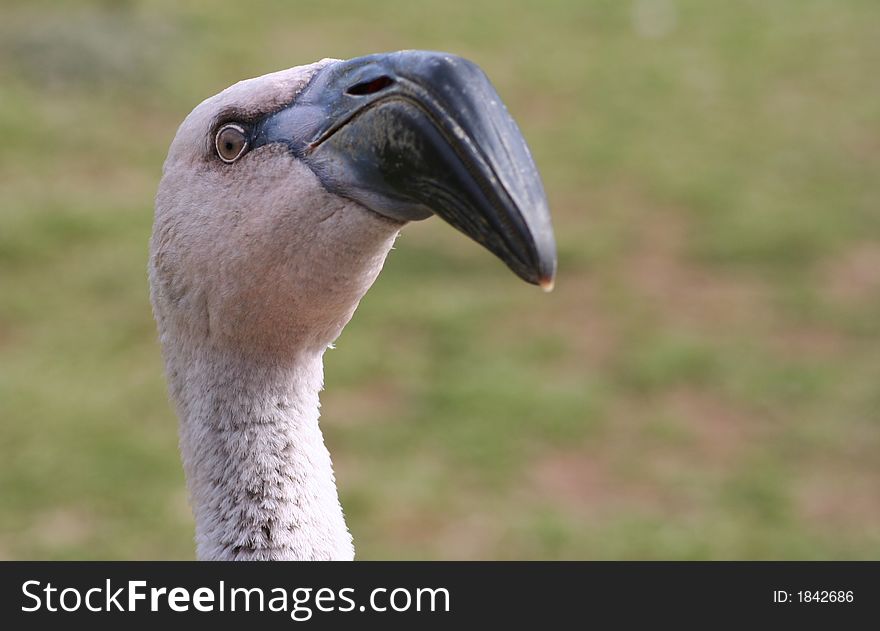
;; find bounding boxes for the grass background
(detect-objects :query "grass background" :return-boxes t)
[1,0,878,559]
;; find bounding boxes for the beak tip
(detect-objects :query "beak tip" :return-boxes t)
[538,275,555,293]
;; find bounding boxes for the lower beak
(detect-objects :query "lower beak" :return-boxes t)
[255,50,556,288]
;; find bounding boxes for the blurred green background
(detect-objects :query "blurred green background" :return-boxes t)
[1,0,879,559]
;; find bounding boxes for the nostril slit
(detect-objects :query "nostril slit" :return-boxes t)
[346,75,395,96]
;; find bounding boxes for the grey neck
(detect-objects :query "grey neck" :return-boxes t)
[171,346,353,560]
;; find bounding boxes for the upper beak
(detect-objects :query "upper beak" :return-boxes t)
[253,50,557,289]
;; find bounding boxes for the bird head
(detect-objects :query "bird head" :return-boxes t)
[150,51,556,356]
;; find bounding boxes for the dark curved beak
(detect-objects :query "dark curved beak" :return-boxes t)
[254,50,556,289]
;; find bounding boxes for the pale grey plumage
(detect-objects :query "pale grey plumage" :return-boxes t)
[151,61,400,559]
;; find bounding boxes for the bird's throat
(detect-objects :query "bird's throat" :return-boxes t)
[172,348,354,560]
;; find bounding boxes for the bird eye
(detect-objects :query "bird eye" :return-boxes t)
[215,124,248,163]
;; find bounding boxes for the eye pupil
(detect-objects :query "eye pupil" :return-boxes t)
[215,124,248,163]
